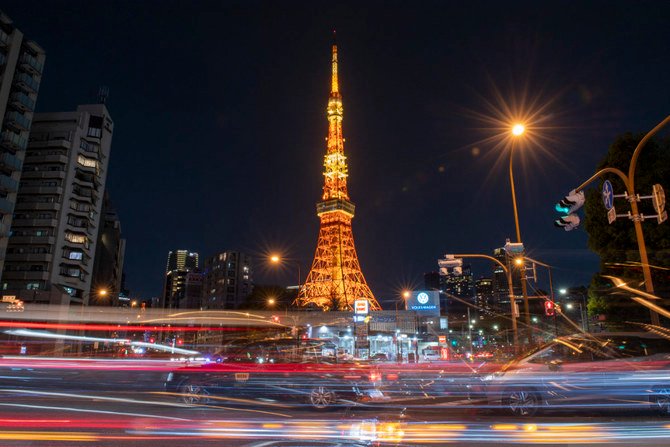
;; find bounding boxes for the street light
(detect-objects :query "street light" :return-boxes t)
[560,288,588,332]
[509,123,533,345]
[267,297,276,307]
[269,254,302,300]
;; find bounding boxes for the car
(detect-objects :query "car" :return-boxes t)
[479,331,670,416]
[165,338,384,410]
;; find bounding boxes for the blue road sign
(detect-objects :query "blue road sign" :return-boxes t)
[602,180,614,210]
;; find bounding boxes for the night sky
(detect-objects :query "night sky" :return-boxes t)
[5,1,670,306]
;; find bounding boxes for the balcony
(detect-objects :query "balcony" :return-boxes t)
[21,170,66,180]
[2,271,50,281]
[4,253,53,263]
[0,196,14,214]
[13,72,40,94]
[11,218,58,228]
[24,153,68,164]
[5,111,31,132]
[0,152,23,172]
[18,185,63,196]
[1,131,28,152]
[9,92,35,113]
[8,235,55,246]
[19,53,43,75]
[0,174,18,192]
[0,29,8,48]
[14,201,60,211]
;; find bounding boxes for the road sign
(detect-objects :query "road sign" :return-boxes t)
[602,180,614,210]
[607,206,616,224]
[652,184,666,215]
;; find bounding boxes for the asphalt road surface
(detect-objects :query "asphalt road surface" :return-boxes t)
[1,387,670,447]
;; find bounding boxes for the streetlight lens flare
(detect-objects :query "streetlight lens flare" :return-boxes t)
[512,123,525,136]
[270,255,280,263]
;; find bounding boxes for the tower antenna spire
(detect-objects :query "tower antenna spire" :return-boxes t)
[331,29,338,94]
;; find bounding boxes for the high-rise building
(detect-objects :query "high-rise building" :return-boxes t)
[437,255,474,300]
[162,250,198,308]
[202,251,252,309]
[165,250,198,274]
[3,103,113,304]
[474,277,494,314]
[90,192,125,305]
[0,10,45,277]
[180,270,203,309]
[492,243,522,309]
[298,36,380,311]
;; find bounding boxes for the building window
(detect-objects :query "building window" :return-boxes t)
[77,155,98,169]
[26,282,40,290]
[65,232,88,246]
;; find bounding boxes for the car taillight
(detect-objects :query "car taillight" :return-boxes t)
[369,372,381,382]
[386,373,398,381]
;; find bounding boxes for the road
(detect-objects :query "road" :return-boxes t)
[2,386,670,446]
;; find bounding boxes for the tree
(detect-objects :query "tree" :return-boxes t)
[583,133,670,321]
[238,285,294,310]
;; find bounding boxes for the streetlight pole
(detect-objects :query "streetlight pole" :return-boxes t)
[269,254,302,305]
[509,129,533,345]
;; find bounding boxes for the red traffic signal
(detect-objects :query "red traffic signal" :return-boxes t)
[544,300,555,316]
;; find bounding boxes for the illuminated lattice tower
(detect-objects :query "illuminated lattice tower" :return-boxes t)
[296,38,381,312]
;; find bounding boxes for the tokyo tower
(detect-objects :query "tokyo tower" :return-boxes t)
[296,36,382,312]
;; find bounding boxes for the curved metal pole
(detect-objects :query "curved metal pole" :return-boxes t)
[509,147,523,243]
[575,167,629,193]
[452,254,519,354]
[629,115,670,193]
[509,146,532,344]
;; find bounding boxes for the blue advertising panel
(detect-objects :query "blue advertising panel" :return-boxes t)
[407,290,440,316]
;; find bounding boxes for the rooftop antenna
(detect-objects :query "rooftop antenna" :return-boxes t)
[97,86,109,104]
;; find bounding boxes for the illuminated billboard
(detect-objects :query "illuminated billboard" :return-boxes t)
[407,290,440,316]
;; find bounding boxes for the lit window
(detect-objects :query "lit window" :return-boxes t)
[65,232,87,245]
[77,155,98,169]
[68,251,83,260]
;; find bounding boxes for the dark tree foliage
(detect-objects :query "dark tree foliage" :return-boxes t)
[238,284,295,310]
[584,133,670,321]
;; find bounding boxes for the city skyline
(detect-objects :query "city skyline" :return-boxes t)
[4,1,670,305]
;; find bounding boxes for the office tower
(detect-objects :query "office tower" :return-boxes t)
[0,10,45,277]
[202,251,253,309]
[165,250,198,274]
[3,103,113,304]
[90,192,125,305]
[474,277,494,314]
[163,250,198,308]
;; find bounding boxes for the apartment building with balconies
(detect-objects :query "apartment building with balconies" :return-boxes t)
[2,103,114,305]
[0,10,45,276]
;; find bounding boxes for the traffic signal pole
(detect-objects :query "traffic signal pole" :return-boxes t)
[451,254,519,354]
[573,115,670,327]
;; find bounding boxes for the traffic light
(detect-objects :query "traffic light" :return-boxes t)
[544,300,555,316]
[555,189,585,214]
[555,189,585,231]
[554,214,581,231]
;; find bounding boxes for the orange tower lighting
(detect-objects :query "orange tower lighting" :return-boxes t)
[296,34,381,312]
